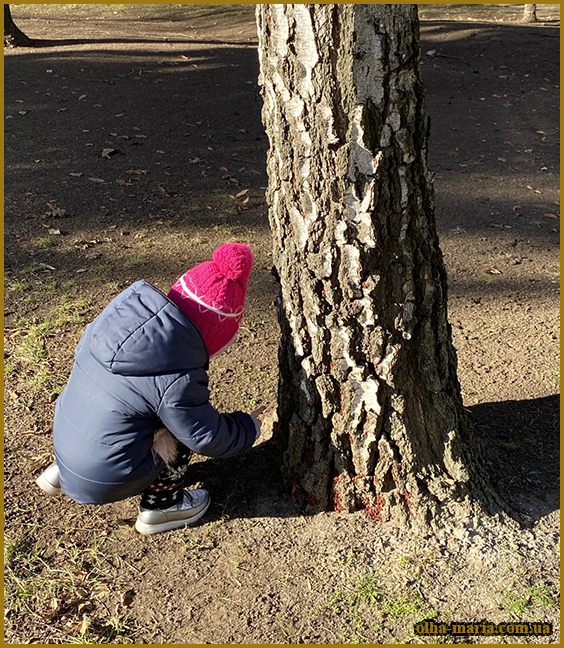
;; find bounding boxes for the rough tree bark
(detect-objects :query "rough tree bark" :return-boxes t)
[257,4,506,532]
[521,4,538,23]
[4,4,32,47]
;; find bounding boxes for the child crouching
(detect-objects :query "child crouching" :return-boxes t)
[36,243,263,535]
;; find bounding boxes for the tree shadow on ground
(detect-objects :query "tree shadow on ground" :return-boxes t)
[185,395,559,527]
[26,37,257,47]
[470,394,560,524]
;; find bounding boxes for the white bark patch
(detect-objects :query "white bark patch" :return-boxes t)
[357,297,375,328]
[289,205,309,250]
[344,184,377,248]
[319,103,339,144]
[272,69,291,104]
[292,5,319,99]
[334,220,347,245]
[341,243,362,295]
[285,94,304,118]
[270,4,290,58]
[331,326,355,368]
[290,314,304,357]
[376,343,400,383]
[354,378,380,415]
[348,106,380,180]
[282,290,305,357]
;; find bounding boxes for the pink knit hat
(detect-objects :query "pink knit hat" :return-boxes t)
[167,243,253,356]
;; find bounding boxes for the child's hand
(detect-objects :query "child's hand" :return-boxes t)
[250,405,267,442]
[251,405,267,420]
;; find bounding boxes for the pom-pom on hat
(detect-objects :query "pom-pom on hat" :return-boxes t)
[167,243,253,356]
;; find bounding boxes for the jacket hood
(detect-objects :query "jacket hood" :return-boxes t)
[87,281,209,376]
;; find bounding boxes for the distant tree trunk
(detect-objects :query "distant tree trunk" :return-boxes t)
[521,4,538,23]
[4,4,32,47]
[257,4,506,532]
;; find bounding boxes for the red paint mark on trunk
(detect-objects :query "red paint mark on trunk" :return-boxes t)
[363,494,386,521]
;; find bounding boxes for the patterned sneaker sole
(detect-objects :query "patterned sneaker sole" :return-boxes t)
[134,498,211,535]
[36,474,62,496]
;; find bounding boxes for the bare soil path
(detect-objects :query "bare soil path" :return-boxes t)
[4,4,559,644]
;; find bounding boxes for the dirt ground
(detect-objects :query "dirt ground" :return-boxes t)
[4,4,560,644]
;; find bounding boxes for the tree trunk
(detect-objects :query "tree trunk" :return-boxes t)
[521,4,538,23]
[4,4,32,47]
[257,4,506,532]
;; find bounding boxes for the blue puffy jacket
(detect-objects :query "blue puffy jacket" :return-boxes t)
[53,280,258,504]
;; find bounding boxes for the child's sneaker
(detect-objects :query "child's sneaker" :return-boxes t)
[135,489,211,535]
[36,461,62,495]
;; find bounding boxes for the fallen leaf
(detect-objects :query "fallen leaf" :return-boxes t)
[486,267,503,275]
[88,177,106,183]
[78,601,93,614]
[118,589,134,606]
[79,94,87,100]
[490,223,505,228]
[156,150,165,154]
[127,169,147,175]
[526,185,541,194]
[65,617,90,636]
[115,113,125,117]
[18,110,28,115]
[536,130,547,135]
[76,269,87,274]
[101,148,126,159]
[48,228,64,235]
[543,213,559,219]
[69,172,83,177]
[116,179,132,187]
[235,188,249,198]
[189,157,201,164]
[46,203,67,217]
[159,186,170,196]
[42,597,62,620]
